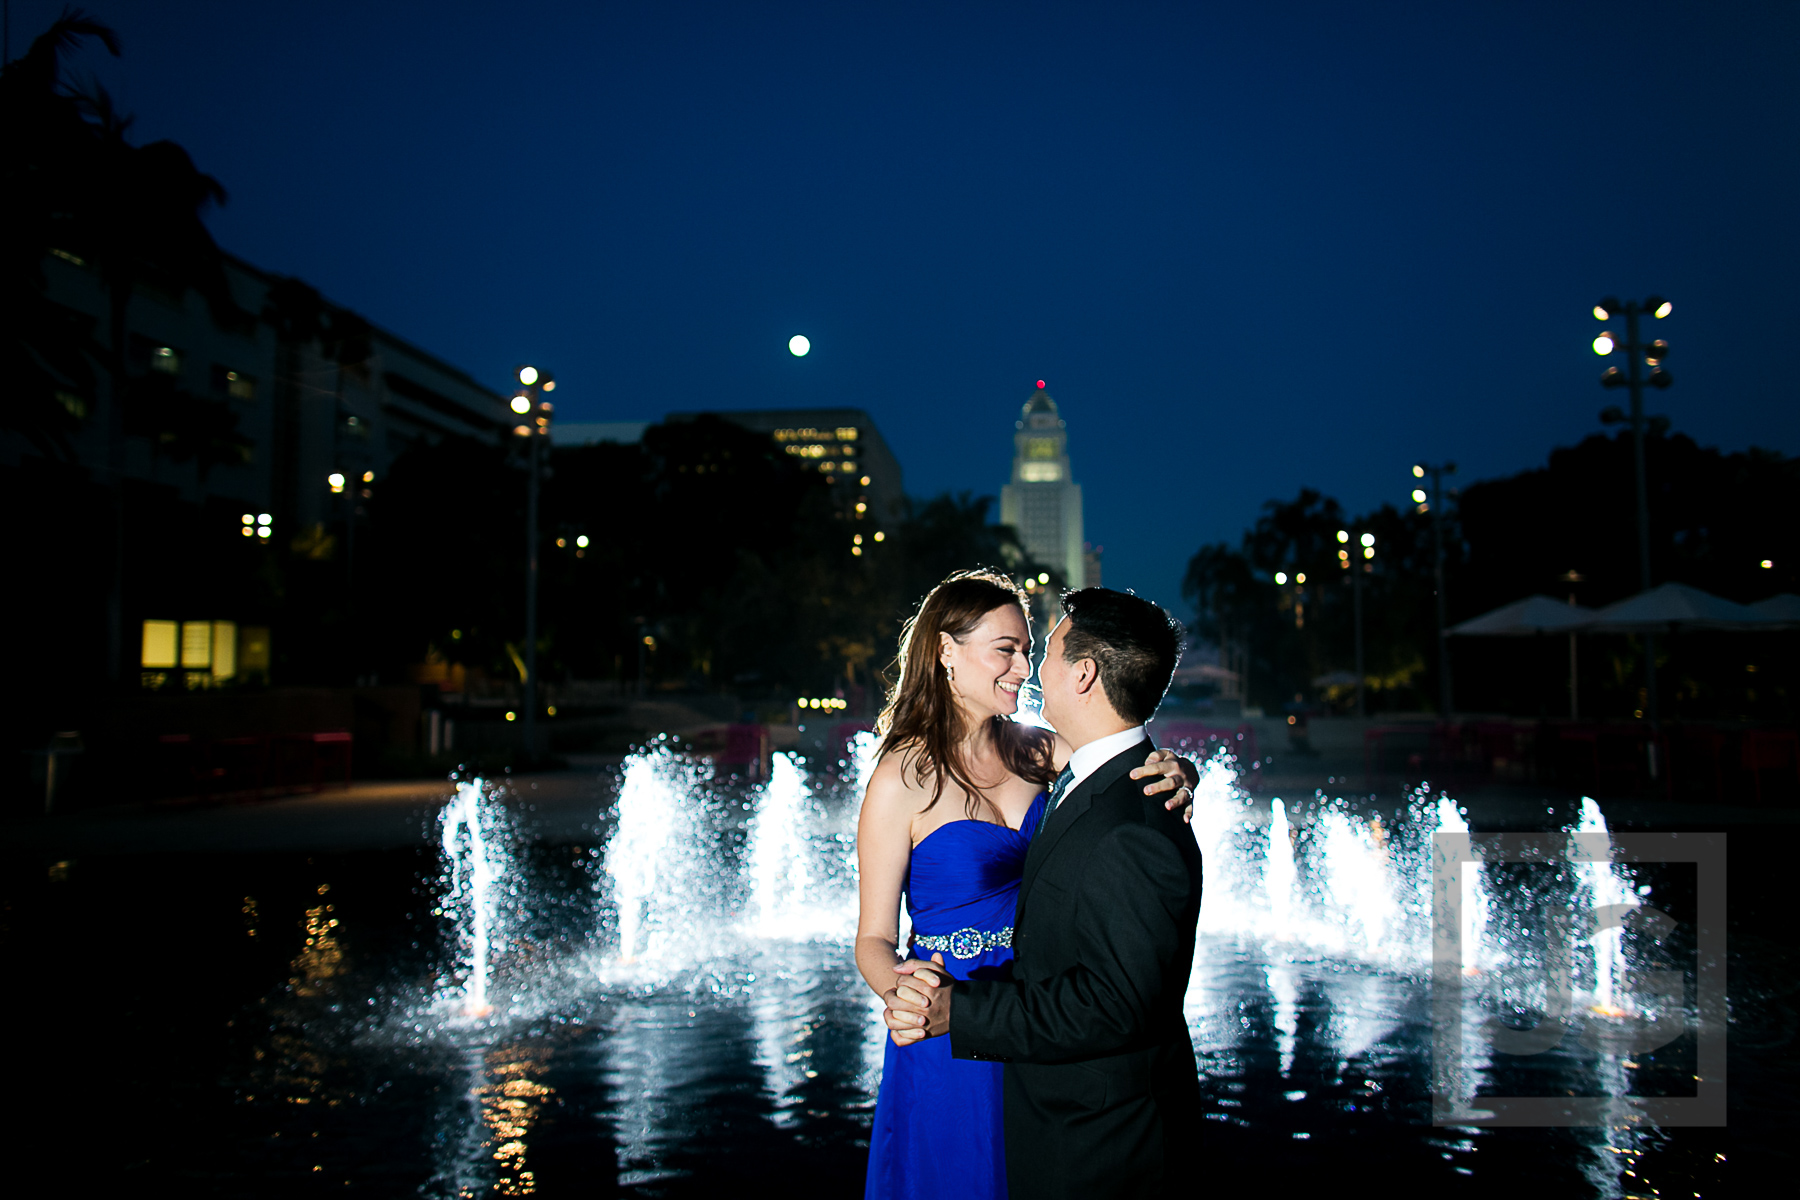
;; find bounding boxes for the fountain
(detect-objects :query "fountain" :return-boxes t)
[438,776,508,1017]
[346,733,1705,1194]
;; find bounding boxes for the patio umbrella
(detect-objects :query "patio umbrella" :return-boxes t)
[1446,595,1595,636]
[1582,582,1773,633]
[1750,593,1800,629]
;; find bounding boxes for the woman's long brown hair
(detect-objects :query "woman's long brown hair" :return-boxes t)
[875,569,1056,818]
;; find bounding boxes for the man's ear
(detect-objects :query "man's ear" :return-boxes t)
[1071,657,1101,696]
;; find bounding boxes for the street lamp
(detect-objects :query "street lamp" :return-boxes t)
[1337,528,1376,718]
[1411,461,1457,717]
[1591,296,1672,734]
[514,365,555,762]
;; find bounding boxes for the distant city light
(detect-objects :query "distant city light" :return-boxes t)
[1296,573,1307,584]
[328,473,345,493]
[1592,305,1610,320]
[362,471,374,482]
[789,335,811,357]
[1413,489,1428,503]
[546,705,557,716]
[576,535,589,548]
[1363,546,1374,559]
[556,537,567,548]
[1762,559,1775,569]
[241,526,253,537]
[542,380,555,392]
[1037,572,1049,584]
[241,513,254,525]
[860,475,871,486]
[1360,532,1375,547]
[1593,333,1615,356]
[510,395,531,414]
[873,531,885,542]
[1336,530,1350,543]
[1274,572,1288,585]
[258,513,271,526]
[1036,380,1045,389]
[505,711,517,722]
[517,366,539,386]
[1654,300,1673,319]
[257,527,270,539]
[855,501,867,513]
[853,534,863,545]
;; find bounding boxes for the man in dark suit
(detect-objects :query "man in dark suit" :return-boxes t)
[887,587,1204,1198]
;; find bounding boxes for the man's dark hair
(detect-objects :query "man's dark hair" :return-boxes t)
[1058,588,1184,725]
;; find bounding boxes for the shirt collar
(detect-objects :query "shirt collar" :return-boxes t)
[1066,725,1148,792]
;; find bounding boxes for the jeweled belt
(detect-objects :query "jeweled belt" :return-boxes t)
[913,926,1013,960]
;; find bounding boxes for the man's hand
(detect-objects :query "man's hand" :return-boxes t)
[884,953,953,1043]
[1130,747,1199,824]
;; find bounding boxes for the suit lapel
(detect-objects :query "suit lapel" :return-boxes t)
[1018,737,1155,901]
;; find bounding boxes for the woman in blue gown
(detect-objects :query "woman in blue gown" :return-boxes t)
[855,571,1195,1200]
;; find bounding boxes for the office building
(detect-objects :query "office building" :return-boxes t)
[664,408,905,526]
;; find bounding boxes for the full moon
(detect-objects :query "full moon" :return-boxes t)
[788,335,811,357]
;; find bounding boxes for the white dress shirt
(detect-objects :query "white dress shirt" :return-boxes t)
[1064,724,1149,795]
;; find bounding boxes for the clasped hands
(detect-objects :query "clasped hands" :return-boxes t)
[883,953,952,1047]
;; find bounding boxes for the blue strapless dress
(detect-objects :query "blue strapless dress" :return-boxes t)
[864,791,1048,1200]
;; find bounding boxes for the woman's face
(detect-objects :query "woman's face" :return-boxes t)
[941,604,1032,722]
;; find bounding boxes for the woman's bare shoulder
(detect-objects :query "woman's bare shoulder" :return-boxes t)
[863,745,931,815]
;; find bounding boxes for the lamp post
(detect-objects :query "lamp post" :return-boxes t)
[511,366,555,762]
[1337,528,1376,717]
[1592,296,1672,734]
[1410,461,1456,717]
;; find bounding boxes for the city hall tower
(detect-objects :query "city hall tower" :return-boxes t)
[1000,384,1086,588]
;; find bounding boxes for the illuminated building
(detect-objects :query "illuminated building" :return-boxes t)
[664,408,905,524]
[1001,385,1086,587]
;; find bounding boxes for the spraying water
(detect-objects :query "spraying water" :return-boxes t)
[440,777,505,1016]
[1571,796,1639,1015]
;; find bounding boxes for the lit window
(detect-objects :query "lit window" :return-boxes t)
[873,531,885,542]
[1020,462,1062,482]
[212,621,238,680]
[860,475,871,486]
[855,501,867,513]
[141,620,179,669]
[1026,437,1057,459]
[837,427,859,441]
[180,621,214,669]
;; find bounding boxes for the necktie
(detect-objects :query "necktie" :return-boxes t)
[1037,766,1075,837]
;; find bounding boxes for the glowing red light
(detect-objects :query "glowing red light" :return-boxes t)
[1036,379,1045,389]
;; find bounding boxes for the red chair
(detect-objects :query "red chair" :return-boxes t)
[279,730,353,792]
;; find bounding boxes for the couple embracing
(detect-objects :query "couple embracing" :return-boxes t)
[856,570,1205,1199]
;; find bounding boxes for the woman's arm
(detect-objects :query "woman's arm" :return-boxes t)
[854,756,919,1002]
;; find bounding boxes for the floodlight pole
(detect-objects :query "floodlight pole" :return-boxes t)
[524,426,541,762]
[1596,298,1672,734]
[1416,462,1457,717]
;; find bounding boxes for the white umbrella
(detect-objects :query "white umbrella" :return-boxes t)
[1583,582,1772,633]
[1447,595,1595,636]
[1750,593,1800,629]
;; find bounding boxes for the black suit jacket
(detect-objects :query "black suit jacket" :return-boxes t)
[949,736,1205,1198]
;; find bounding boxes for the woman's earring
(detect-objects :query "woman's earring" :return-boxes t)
[945,663,955,685]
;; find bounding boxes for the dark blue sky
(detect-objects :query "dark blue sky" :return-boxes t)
[20,0,1798,613]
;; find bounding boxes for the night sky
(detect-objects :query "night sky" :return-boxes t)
[17,0,1798,614]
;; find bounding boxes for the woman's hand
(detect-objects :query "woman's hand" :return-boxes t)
[1130,747,1199,824]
